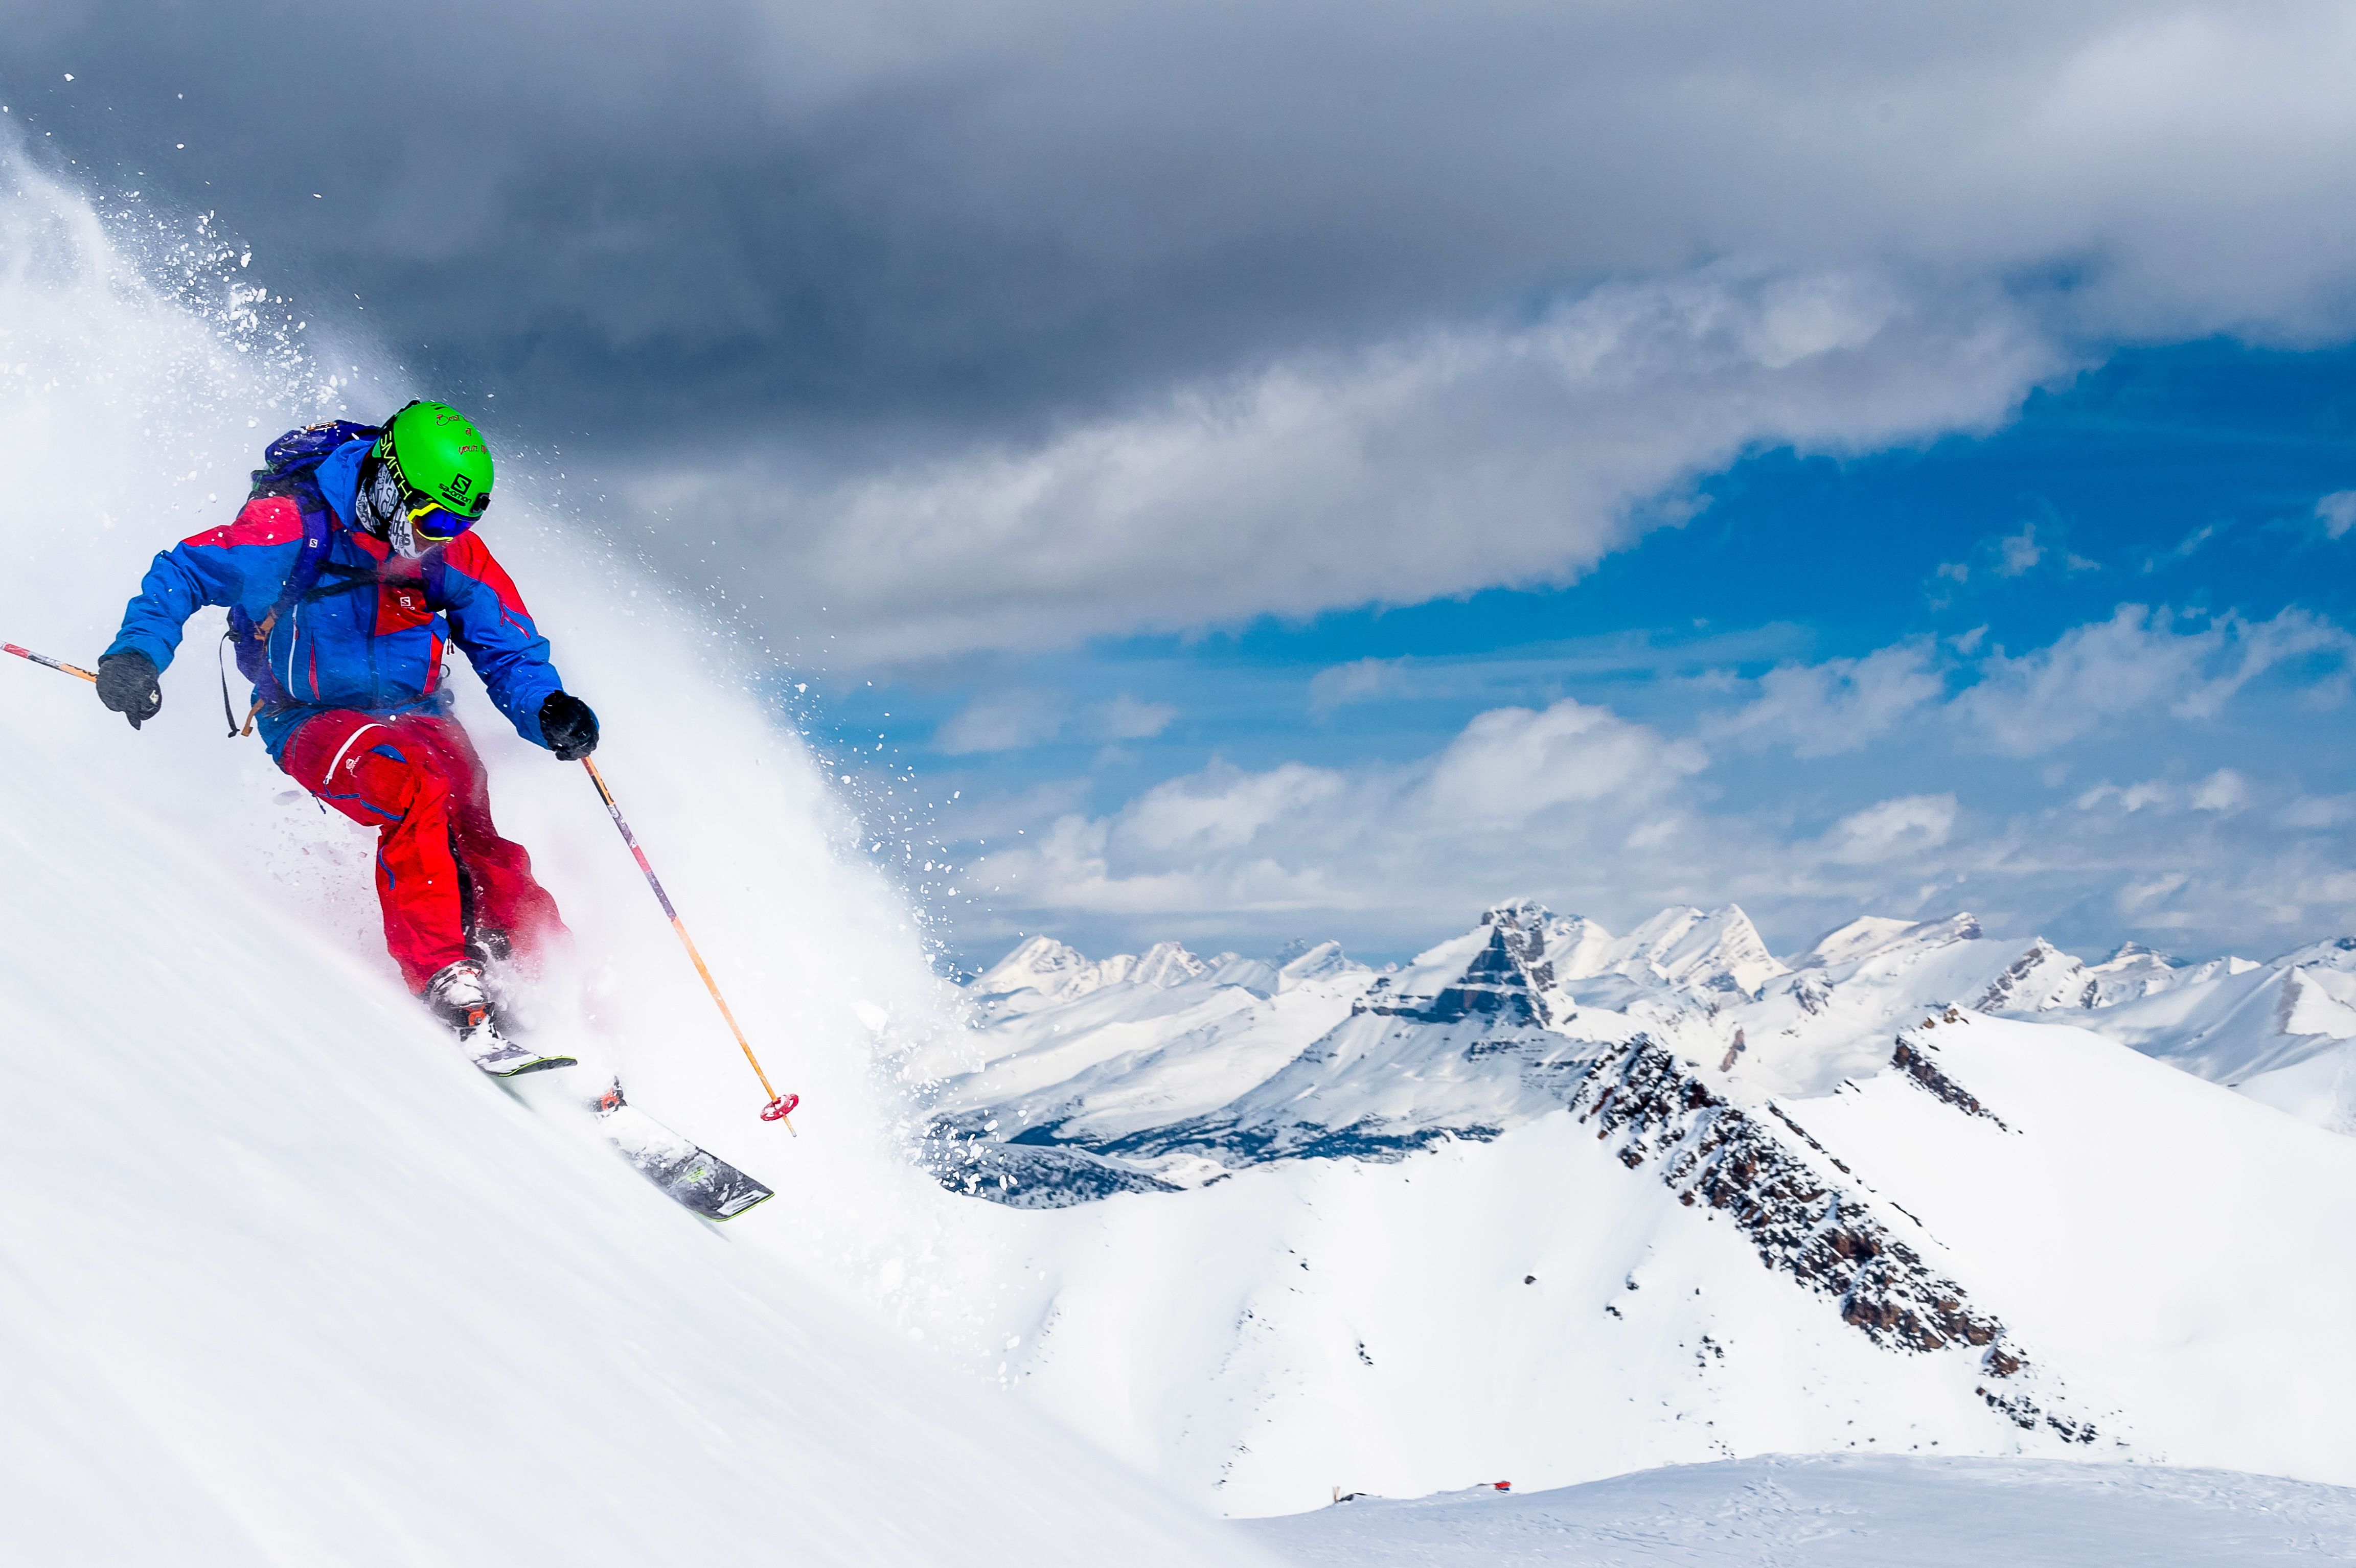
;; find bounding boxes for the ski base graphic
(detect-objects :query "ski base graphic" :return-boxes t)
[593,1082,775,1220]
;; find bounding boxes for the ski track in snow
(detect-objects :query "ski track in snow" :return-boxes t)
[1243,1455,2356,1565]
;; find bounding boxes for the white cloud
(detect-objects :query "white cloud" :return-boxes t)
[1308,658,1410,716]
[1709,641,1943,757]
[1422,701,1706,829]
[952,606,2356,959]
[1117,761,1343,856]
[2317,491,2356,540]
[2281,793,2356,829]
[2074,768,2255,819]
[1091,695,1176,741]
[973,699,1719,925]
[1996,526,2044,577]
[1952,606,2355,756]
[647,267,2061,664]
[1817,794,1959,866]
[934,688,1069,753]
[2189,768,2251,815]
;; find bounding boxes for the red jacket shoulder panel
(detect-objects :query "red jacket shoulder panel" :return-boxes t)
[440,532,531,617]
[181,496,303,550]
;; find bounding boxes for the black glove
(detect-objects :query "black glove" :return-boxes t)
[539,690,599,760]
[96,650,163,730]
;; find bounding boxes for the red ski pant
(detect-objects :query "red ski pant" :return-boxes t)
[282,710,569,993]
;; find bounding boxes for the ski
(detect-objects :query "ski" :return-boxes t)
[592,1080,775,1221]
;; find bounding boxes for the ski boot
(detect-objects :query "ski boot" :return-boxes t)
[424,959,576,1078]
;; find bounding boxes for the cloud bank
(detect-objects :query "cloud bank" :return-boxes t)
[961,605,2356,958]
[13,2,2356,657]
[639,268,2057,661]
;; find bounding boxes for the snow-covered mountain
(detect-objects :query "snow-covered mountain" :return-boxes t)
[894,901,2356,1512]
[1246,1455,2356,1566]
[2070,937,2356,1128]
[937,904,2356,1174]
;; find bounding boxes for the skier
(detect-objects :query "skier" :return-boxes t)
[93,401,598,1076]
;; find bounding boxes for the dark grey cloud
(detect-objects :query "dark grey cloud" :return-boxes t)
[8,1,2356,656]
[12,3,2353,447]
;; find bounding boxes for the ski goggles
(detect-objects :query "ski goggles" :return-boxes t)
[377,441,491,543]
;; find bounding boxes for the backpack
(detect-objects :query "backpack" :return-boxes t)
[218,420,387,736]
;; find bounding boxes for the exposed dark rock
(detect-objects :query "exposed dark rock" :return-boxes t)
[1361,910,1552,1026]
[1975,938,2097,1012]
[1891,1033,2011,1131]
[1096,1116,1502,1166]
[1788,973,1833,1016]
[1563,1035,2094,1439]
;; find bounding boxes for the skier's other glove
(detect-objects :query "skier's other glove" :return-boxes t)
[96,650,163,730]
[540,690,599,760]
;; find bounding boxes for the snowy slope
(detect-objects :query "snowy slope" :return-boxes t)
[1243,1456,2356,1565]
[0,743,1262,1565]
[0,149,1267,1564]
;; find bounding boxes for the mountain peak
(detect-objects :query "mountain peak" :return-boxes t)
[1478,897,1558,932]
[1797,912,1984,971]
[1619,903,1789,998]
[972,934,1093,996]
[1130,940,1209,988]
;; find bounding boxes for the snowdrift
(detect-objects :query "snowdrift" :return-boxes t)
[1243,1455,2356,1566]
[0,144,1265,1563]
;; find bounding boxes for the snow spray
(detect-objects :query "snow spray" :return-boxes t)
[581,755,798,1129]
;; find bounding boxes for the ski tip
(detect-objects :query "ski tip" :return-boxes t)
[709,1187,775,1220]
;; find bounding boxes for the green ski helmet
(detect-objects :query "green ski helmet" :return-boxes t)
[372,400,494,544]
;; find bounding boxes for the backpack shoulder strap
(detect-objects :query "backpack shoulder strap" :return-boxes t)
[241,421,384,636]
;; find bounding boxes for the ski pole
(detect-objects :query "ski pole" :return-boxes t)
[4,643,98,683]
[581,756,798,1132]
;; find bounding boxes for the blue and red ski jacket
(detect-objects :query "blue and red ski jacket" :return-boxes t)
[106,426,568,762]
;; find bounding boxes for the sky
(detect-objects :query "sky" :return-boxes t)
[5,1,2354,971]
